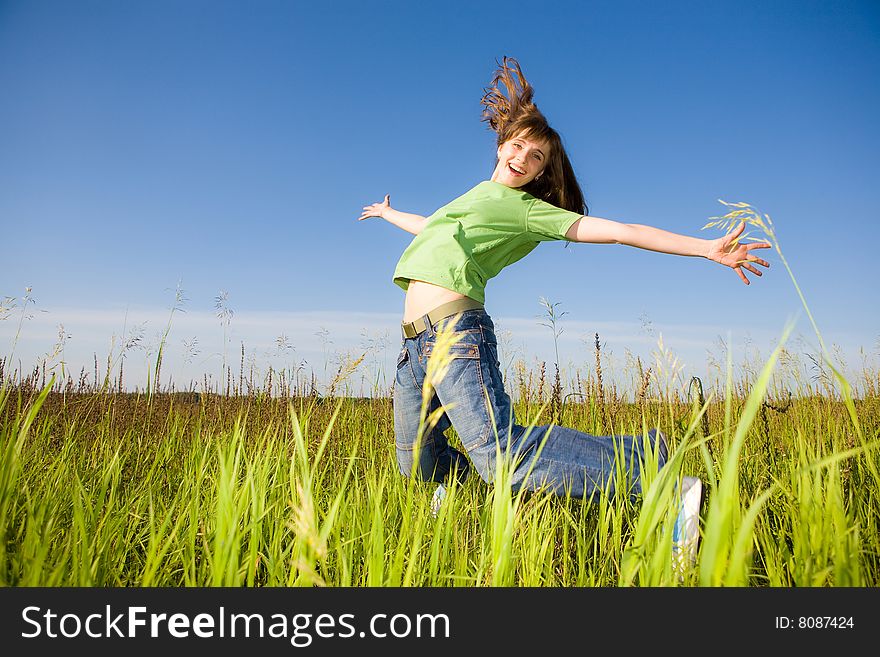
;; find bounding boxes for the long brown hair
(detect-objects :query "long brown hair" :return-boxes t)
[480,56,588,216]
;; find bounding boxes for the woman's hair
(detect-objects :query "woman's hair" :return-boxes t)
[480,56,588,216]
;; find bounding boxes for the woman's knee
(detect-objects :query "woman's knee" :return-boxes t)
[395,432,448,481]
[396,446,431,480]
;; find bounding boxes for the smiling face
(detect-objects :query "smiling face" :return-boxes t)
[490,132,549,188]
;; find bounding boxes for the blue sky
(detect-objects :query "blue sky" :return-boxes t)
[2,0,878,394]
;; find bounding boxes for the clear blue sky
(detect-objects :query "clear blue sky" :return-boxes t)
[2,0,878,393]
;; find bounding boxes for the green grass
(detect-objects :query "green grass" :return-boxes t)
[1,351,877,587]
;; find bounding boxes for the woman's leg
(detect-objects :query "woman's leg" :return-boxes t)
[393,340,470,483]
[425,310,667,499]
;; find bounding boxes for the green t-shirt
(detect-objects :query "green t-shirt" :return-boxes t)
[392,180,583,303]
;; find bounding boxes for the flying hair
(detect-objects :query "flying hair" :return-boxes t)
[479,56,539,135]
[479,56,588,217]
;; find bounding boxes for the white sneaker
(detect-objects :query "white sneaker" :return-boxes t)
[672,476,702,571]
[430,484,447,518]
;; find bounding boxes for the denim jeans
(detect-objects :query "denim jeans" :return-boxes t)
[393,308,668,498]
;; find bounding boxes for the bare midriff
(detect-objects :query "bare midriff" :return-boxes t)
[402,280,471,324]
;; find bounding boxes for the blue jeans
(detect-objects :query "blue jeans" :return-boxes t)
[393,308,668,498]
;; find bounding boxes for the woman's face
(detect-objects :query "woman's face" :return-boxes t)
[490,133,549,188]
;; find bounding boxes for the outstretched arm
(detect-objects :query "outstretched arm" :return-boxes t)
[358,194,427,236]
[565,216,771,285]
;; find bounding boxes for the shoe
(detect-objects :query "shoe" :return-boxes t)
[430,484,447,518]
[672,476,702,571]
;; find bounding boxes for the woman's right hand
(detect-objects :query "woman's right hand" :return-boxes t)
[358,194,391,221]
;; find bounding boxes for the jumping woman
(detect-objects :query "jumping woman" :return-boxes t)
[358,57,770,559]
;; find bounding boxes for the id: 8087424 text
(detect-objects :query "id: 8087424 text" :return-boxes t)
[775,616,854,629]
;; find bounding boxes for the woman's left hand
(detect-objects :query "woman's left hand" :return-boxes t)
[706,221,772,285]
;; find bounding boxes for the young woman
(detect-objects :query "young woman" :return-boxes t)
[358,57,770,531]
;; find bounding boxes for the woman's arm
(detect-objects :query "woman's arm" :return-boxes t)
[565,216,708,255]
[358,194,427,235]
[565,216,771,285]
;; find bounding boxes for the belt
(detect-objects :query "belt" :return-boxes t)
[401,298,484,339]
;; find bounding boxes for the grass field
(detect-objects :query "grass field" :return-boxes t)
[2,339,878,587]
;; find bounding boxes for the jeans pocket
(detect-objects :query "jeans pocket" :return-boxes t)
[425,342,480,359]
[422,328,482,362]
[395,344,419,389]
